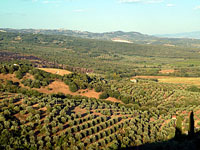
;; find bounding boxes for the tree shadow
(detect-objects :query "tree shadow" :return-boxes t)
[120,128,200,150]
[120,111,200,150]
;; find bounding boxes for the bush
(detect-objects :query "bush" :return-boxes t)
[187,85,200,92]
[95,86,102,92]
[99,92,109,99]
[69,82,78,92]
[15,71,23,79]
[0,66,8,74]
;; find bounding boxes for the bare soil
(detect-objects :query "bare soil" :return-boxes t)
[0,73,122,103]
[74,106,87,114]
[0,74,20,82]
[106,97,123,104]
[36,80,101,99]
[23,73,35,80]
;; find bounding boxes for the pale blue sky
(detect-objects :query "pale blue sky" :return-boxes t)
[0,0,200,34]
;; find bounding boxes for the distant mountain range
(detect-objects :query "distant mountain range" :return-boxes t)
[0,28,155,43]
[1,28,200,48]
[156,31,200,39]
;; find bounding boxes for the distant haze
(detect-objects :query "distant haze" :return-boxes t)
[156,31,200,39]
[2,28,200,49]
[0,0,200,34]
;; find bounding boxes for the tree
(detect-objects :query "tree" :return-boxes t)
[99,92,109,99]
[75,133,82,141]
[109,140,120,149]
[188,111,194,137]
[58,123,63,130]
[15,70,23,79]
[1,66,8,74]
[123,137,130,146]
[69,82,78,92]
[94,86,102,92]
[187,86,200,92]
[175,116,182,138]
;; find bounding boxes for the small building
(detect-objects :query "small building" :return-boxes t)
[172,115,176,120]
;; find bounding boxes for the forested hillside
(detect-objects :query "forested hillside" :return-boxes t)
[1,28,200,48]
[1,31,200,150]
[1,32,200,78]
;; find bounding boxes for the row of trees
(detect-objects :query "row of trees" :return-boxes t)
[0,90,181,150]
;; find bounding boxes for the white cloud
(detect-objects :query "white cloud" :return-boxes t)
[119,0,163,4]
[166,4,175,7]
[194,5,200,10]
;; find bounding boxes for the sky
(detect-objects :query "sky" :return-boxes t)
[0,0,200,34]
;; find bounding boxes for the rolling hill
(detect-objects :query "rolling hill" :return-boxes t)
[1,28,200,48]
[1,31,200,78]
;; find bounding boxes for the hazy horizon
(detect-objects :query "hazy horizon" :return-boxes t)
[0,0,200,35]
[1,27,200,36]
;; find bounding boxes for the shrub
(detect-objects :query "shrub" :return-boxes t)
[95,86,102,92]
[15,71,23,79]
[187,85,200,92]
[69,82,78,92]
[99,92,109,99]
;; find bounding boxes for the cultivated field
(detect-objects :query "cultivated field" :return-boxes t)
[133,76,200,86]
[38,68,71,76]
[159,69,175,74]
[1,64,200,149]
[159,77,200,86]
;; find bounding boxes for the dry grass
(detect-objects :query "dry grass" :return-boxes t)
[36,80,70,94]
[0,74,20,82]
[74,106,87,114]
[133,76,200,86]
[23,73,35,80]
[133,76,169,79]
[78,89,101,99]
[0,73,122,103]
[36,81,101,99]
[38,68,71,76]
[159,69,175,74]
[159,77,200,86]
[36,81,122,102]
[106,97,123,104]
[0,73,35,88]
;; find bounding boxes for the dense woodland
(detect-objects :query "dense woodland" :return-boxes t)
[1,31,200,149]
[1,32,200,78]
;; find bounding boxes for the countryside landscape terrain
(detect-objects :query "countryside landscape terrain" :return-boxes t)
[0,28,200,150]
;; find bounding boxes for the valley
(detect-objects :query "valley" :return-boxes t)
[0,30,200,150]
